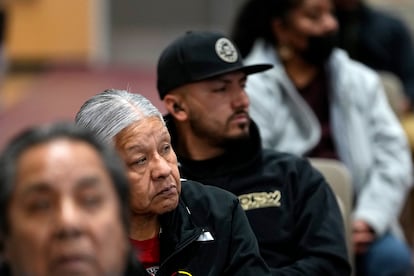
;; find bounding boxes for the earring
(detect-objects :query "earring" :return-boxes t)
[277,45,294,62]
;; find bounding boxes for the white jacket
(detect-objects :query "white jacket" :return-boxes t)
[245,40,413,238]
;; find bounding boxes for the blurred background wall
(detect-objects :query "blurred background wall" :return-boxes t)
[6,0,108,64]
[1,0,414,145]
[4,0,414,67]
[110,0,414,66]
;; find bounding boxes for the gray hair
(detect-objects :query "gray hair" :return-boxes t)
[75,89,164,143]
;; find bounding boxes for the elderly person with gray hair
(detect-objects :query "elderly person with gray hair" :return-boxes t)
[75,89,270,276]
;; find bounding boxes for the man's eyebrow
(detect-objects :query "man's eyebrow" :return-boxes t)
[21,176,105,196]
[22,183,52,196]
[126,144,144,153]
[160,129,171,138]
[218,78,231,83]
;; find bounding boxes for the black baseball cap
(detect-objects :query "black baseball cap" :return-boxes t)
[157,31,273,99]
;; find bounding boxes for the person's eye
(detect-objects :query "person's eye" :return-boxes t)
[81,194,103,209]
[306,11,321,21]
[131,156,147,167]
[161,144,171,155]
[212,86,227,92]
[26,199,52,214]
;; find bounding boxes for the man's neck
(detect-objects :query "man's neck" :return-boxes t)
[175,123,225,161]
[177,136,225,161]
[130,213,160,241]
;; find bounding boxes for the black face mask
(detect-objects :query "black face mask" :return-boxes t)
[299,33,338,66]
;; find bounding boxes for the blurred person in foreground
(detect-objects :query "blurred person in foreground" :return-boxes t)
[75,89,271,276]
[231,0,413,275]
[157,30,350,275]
[0,122,147,276]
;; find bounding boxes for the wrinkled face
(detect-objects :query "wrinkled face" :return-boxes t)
[183,71,250,146]
[115,117,181,216]
[4,139,128,276]
[275,0,338,51]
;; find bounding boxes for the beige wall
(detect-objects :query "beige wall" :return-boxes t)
[5,0,413,65]
[5,0,108,63]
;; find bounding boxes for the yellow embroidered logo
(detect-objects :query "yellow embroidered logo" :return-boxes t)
[239,190,282,210]
[171,271,193,276]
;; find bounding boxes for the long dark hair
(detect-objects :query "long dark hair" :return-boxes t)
[231,0,303,57]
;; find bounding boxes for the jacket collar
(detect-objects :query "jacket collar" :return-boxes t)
[158,196,202,262]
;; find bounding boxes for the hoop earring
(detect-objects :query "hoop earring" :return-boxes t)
[277,45,294,62]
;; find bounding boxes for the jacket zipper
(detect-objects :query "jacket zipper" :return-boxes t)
[156,227,203,275]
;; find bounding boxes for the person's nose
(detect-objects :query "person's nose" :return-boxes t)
[323,13,339,33]
[150,154,172,180]
[231,88,250,110]
[54,198,82,239]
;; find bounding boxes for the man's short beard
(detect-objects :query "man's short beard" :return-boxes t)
[220,132,250,148]
[189,116,250,148]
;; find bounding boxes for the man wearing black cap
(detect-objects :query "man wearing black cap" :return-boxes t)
[157,31,351,275]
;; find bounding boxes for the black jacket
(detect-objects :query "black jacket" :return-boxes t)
[166,115,351,275]
[156,180,271,275]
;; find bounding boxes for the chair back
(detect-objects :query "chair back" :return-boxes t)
[309,157,354,272]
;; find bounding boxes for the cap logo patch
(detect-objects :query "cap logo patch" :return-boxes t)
[215,38,238,63]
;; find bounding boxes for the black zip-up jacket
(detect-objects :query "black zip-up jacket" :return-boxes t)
[156,180,271,275]
[166,115,351,276]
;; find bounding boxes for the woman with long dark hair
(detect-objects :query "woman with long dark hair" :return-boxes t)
[231,0,414,275]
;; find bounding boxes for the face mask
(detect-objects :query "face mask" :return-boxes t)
[299,33,338,66]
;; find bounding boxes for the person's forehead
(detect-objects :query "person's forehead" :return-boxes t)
[116,117,169,149]
[15,139,112,194]
[19,139,101,167]
[124,117,166,136]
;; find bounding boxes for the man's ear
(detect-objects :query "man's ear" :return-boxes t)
[163,94,188,121]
